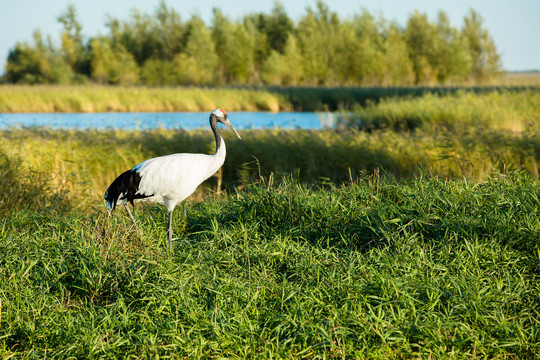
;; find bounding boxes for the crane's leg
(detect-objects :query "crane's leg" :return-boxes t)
[183,202,188,230]
[167,210,174,254]
[124,204,141,236]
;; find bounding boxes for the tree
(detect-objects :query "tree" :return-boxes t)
[175,16,218,85]
[6,36,50,84]
[141,58,176,86]
[107,11,156,65]
[349,10,386,85]
[211,8,237,84]
[331,20,362,85]
[6,30,74,84]
[57,4,89,75]
[234,19,261,84]
[433,11,471,83]
[462,9,501,82]
[381,23,414,86]
[248,1,293,54]
[154,0,185,59]
[212,9,260,84]
[280,34,304,85]
[296,1,340,85]
[405,11,441,84]
[261,34,304,85]
[90,37,139,85]
[107,1,185,66]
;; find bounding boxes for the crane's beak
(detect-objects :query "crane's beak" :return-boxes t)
[223,118,242,139]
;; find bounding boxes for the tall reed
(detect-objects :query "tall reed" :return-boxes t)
[350,89,540,133]
[0,85,291,113]
[1,126,538,211]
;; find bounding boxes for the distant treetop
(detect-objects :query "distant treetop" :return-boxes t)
[4,0,502,86]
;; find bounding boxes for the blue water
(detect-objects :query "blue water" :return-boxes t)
[0,112,323,130]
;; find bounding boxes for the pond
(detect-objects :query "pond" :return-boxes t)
[0,112,330,130]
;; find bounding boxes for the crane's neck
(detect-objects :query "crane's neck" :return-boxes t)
[210,117,226,159]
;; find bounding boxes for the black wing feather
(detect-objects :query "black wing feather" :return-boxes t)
[104,169,153,211]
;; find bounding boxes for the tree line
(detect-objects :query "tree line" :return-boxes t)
[4,1,502,87]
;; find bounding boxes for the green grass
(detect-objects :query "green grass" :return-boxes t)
[1,174,539,358]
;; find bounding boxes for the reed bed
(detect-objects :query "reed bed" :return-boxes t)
[1,125,538,213]
[349,89,540,133]
[1,84,538,113]
[0,85,290,113]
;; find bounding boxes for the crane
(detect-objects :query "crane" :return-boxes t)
[104,109,241,252]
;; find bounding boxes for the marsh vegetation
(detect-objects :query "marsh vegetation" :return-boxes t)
[1,87,539,357]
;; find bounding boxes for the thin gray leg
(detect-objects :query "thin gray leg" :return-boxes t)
[183,202,188,230]
[124,204,141,236]
[167,210,174,253]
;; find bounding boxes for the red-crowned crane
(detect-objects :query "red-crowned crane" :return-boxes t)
[104,109,241,252]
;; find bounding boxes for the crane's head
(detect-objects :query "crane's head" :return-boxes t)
[211,109,241,139]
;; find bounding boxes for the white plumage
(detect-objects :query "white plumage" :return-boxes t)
[133,151,225,212]
[104,109,241,252]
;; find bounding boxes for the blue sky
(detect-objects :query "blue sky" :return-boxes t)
[0,0,538,74]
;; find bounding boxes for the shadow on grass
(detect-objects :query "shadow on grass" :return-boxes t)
[185,173,540,257]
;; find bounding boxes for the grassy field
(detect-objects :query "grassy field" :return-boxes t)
[1,88,539,357]
[1,174,539,358]
[492,71,540,87]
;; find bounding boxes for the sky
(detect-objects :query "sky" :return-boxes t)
[0,0,538,74]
